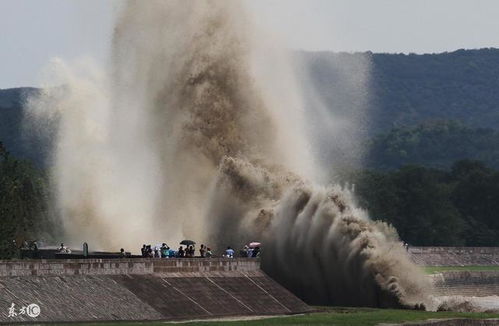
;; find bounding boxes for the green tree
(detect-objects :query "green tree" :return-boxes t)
[450,160,499,245]
[0,141,58,259]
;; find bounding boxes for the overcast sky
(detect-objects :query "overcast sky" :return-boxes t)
[2,0,499,88]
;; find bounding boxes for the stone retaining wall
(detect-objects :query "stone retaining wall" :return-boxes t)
[410,247,499,297]
[0,258,312,324]
[410,247,499,266]
[0,258,259,277]
[430,271,499,297]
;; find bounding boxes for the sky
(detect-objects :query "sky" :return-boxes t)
[1,0,499,88]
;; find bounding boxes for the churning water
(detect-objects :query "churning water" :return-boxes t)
[27,1,432,308]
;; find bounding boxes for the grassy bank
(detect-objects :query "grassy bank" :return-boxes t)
[62,307,499,326]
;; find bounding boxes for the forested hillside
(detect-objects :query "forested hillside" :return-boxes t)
[366,121,499,170]
[352,160,499,246]
[303,48,499,132]
[301,48,499,170]
[371,49,499,131]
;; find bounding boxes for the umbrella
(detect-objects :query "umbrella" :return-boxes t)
[249,242,261,248]
[180,240,196,246]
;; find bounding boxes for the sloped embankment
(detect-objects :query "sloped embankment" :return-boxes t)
[0,258,312,324]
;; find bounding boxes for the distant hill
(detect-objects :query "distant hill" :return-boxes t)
[301,48,499,132]
[299,48,499,170]
[0,87,49,166]
[371,48,499,131]
[3,48,499,169]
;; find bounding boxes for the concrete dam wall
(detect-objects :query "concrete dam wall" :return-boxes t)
[430,271,499,297]
[410,247,499,298]
[0,258,312,324]
[410,247,499,266]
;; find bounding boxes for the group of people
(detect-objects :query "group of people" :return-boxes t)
[139,243,261,258]
[140,243,214,258]
[240,245,260,258]
[17,239,261,259]
[223,245,261,258]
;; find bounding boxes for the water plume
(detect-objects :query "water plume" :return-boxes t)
[27,1,431,308]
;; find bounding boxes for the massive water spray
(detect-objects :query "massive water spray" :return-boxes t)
[27,1,432,308]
